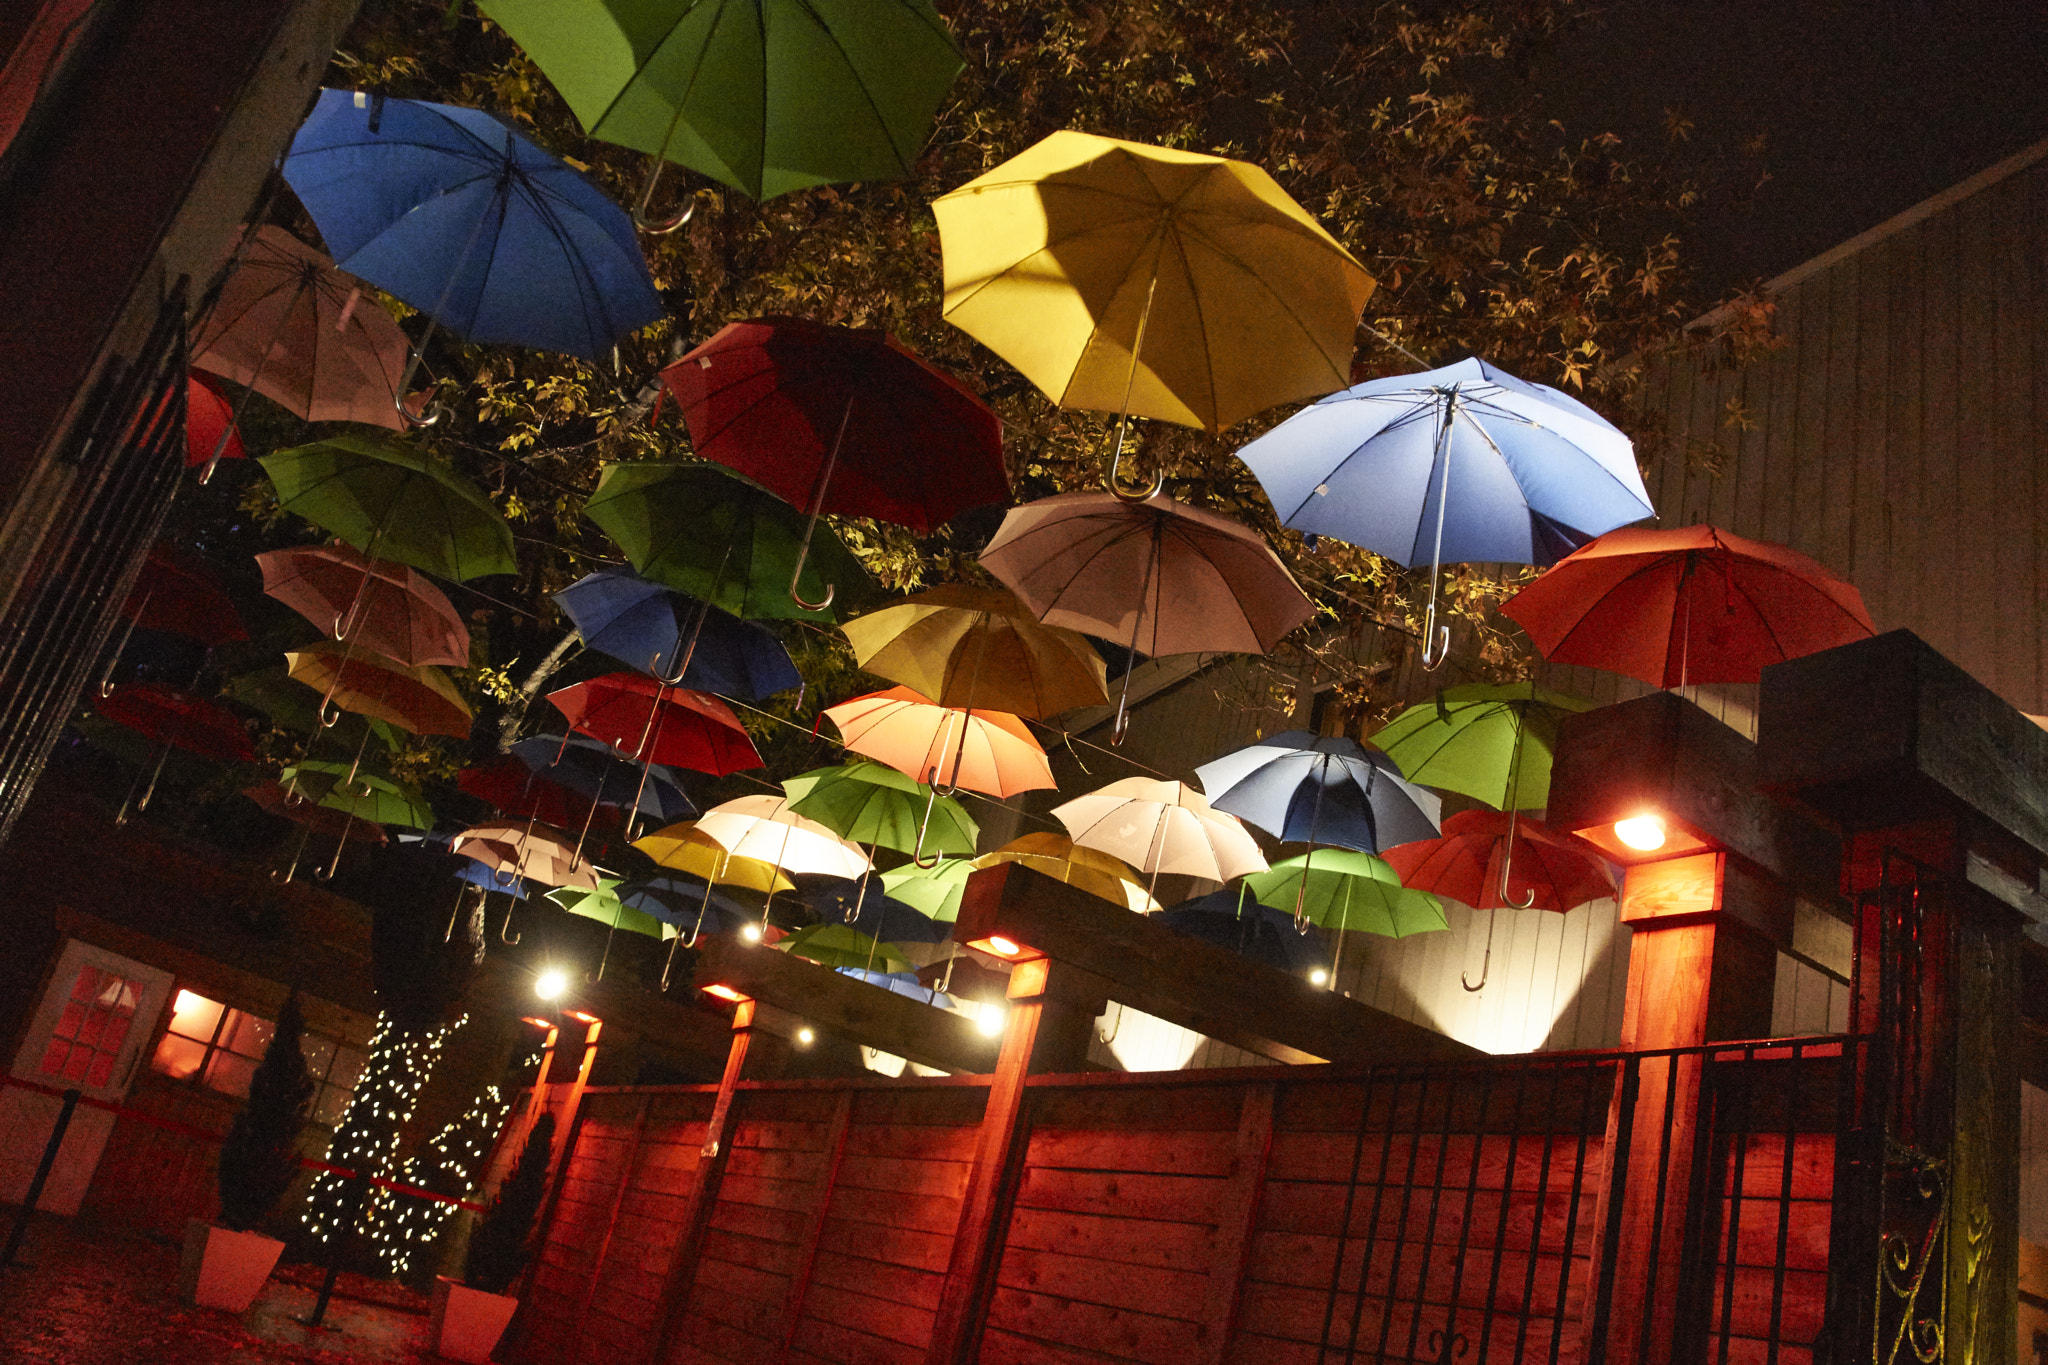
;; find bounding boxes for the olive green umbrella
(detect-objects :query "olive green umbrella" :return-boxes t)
[583,461,867,621]
[783,760,977,859]
[778,922,912,972]
[1367,682,1594,812]
[280,761,434,829]
[478,0,963,212]
[260,433,516,581]
[549,878,672,981]
[879,857,973,922]
[1245,851,1447,939]
[224,668,403,755]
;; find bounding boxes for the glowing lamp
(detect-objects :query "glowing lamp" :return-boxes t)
[796,1027,815,1046]
[976,1005,1007,1037]
[534,969,569,1002]
[1613,814,1667,852]
[563,1010,600,1025]
[701,983,749,1004]
[519,1016,553,1030]
[740,923,764,943]
[1309,969,1329,987]
[973,935,1022,958]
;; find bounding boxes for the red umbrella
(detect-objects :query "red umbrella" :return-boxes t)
[117,545,247,647]
[659,316,1009,610]
[185,372,245,468]
[257,544,470,668]
[547,674,762,777]
[1383,810,1614,913]
[1500,525,1875,688]
[97,682,254,763]
[457,756,601,831]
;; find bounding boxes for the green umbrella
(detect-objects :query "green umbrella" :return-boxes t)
[778,922,912,972]
[1367,682,1593,812]
[879,857,972,922]
[260,433,516,582]
[783,760,977,859]
[548,879,669,939]
[281,761,434,829]
[478,0,964,212]
[1245,851,1447,939]
[583,461,867,621]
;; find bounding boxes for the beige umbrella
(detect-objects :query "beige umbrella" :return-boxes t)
[1052,778,1268,894]
[838,584,1108,718]
[973,832,1161,913]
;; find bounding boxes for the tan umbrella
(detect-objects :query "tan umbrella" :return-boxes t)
[824,686,1055,798]
[258,544,469,668]
[839,584,1108,718]
[284,644,472,738]
[453,823,601,891]
[1051,778,1268,893]
[973,832,1160,914]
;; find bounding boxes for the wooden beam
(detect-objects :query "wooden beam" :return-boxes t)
[1199,1082,1275,1365]
[953,863,1479,1066]
[695,936,1000,1075]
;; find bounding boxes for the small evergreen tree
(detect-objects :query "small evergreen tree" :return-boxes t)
[464,1111,554,1296]
[217,994,315,1232]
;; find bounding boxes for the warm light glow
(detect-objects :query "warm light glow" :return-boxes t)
[740,923,764,943]
[534,969,569,1001]
[1613,814,1667,851]
[796,1027,815,1046]
[976,1004,1007,1037]
[701,983,748,1003]
[519,1016,553,1030]
[563,1010,600,1025]
[1309,969,1329,987]
[977,935,1021,958]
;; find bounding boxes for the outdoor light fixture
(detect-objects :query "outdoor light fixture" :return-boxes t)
[796,1027,815,1046]
[519,1016,553,1030]
[534,969,569,1001]
[1613,814,1668,852]
[740,923,764,943]
[976,1004,1007,1037]
[563,1010,600,1025]
[971,935,1023,958]
[1309,969,1329,987]
[701,982,749,1004]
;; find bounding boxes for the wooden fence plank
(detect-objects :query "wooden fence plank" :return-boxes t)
[776,1092,854,1364]
[1202,1083,1274,1364]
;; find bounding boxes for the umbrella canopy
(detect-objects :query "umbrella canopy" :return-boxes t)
[839,967,954,1005]
[284,90,662,361]
[453,822,601,890]
[794,876,950,944]
[1382,810,1616,914]
[190,226,413,428]
[878,857,975,922]
[1195,731,1441,854]
[614,875,755,932]
[553,570,800,699]
[1368,682,1594,811]
[459,755,602,829]
[980,491,1314,657]
[973,832,1161,913]
[824,686,1055,798]
[257,544,470,668]
[508,733,698,823]
[584,461,868,622]
[633,824,794,897]
[1246,852,1448,939]
[243,781,390,844]
[933,130,1374,434]
[661,317,1007,533]
[1500,524,1878,688]
[782,760,977,858]
[223,667,402,754]
[479,0,963,201]
[839,584,1108,718]
[285,644,473,738]
[546,673,761,775]
[690,795,871,879]
[184,372,246,468]
[549,880,670,939]
[1051,777,1267,884]
[281,761,435,829]
[1237,357,1654,570]
[260,433,516,581]
[779,923,912,973]
[455,858,527,897]
[96,683,254,762]
[118,545,247,647]
[1160,888,1332,976]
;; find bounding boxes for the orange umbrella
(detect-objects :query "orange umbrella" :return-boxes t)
[285,643,472,738]
[824,686,1055,798]
[258,544,469,668]
[1383,810,1615,914]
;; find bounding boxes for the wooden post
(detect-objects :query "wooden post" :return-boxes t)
[516,1015,603,1307]
[1199,1082,1276,1365]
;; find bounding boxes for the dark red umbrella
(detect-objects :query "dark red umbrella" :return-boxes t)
[97,682,254,763]
[184,371,245,469]
[457,755,602,830]
[659,316,1008,610]
[1383,810,1614,914]
[546,674,762,777]
[118,545,247,647]
[1500,524,1875,688]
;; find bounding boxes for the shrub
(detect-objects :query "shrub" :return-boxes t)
[217,994,315,1232]
[464,1111,554,1295]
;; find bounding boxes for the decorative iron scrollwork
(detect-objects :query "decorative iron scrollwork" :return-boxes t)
[1876,1140,1947,1365]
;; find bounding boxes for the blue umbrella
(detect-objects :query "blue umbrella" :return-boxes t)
[1235,357,1652,666]
[616,873,753,931]
[795,875,950,944]
[552,570,801,700]
[838,967,957,1007]
[283,89,663,374]
[1161,887,1332,977]
[508,733,697,824]
[1195,731,1440,854]
[454,857,529,899]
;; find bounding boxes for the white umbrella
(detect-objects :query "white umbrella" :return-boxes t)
[1051,778,1268,893]
[692,795,872,881]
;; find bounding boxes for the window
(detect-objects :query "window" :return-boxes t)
[39,963,142,1088]
[150,989,364,1125]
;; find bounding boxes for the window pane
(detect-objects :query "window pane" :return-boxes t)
[69,966,102,1003]
[328,1047,365,1092]
[152,1032,206,1081]
[62,1045,92,1083]
[52,1003,83,1042]
[96,977,137,1017]
[300,1034,336,1082]
[220,1011,273,1060]
[203,1052,257,1099]
[166,990,224,1043]
[39,1039,71,1076]
[314,1083,351,1126]
[85,1052,116,1088]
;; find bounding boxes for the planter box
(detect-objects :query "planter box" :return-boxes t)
[177,1218,285,1312]
[431,1276,519,1363]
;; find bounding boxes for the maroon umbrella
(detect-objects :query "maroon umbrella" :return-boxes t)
[256,543,470,668]
[659,316,1009,610]
[118,545,247,648]
[457,756,602,830]
[184,372,245,469]
[97,682,254,763]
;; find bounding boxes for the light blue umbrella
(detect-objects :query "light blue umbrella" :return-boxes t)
[1235,357,1651,666]
[1195,731,1440,853]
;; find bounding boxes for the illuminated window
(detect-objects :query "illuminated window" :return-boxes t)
[40,964,142,1088]
[151,989,364,1125]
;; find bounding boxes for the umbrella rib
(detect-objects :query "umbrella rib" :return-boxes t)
[517,171,614,356]
[796,0,920,175]
[1170,215,1357,387]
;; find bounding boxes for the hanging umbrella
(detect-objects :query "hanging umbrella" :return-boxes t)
[508,733,698,824]
[839,967,955,1005]
[283,89,663,366]
[879,857,976,922]
[973,832,1162,914]
[454,858,527,898]
[460,754,601,829]
[549,880,667,937]
[116,546,247,648]
[1236,356,1654,667]
[1368,682,1594,812]
[280,761,435,829]
[583,461,868,621]
[261,433,516,581]
[979,490,1314,738]
[184,372,246,469]
[1160,887,1332,977]
[839,584,1108,718]
[191,225,415,432]
[780,923,913,973]
[243,780,391,844]
[793,876,950,944]
[688,795,871,880]
[553,569,800,699]
[659,317,1007,609]
[258,544,470,668]
[1195,731,1441,853]
[783,760,977,861]
[222,667,402,755]
[479,0,963,214]
[453,822,602,890]
[1499,524,1877,688]
[97,683,254,763]
[933,130,1375,472]
[1383,810,1615,914]
[1246,851,1448,939]
[546,673,761,775]
[1051,778,1267,891]
[631,823,793,895]
[823,686,1054,798]
[615,875,754,932]
[285,644,473,738]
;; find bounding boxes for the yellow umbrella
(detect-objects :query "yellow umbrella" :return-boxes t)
[285,643,471,738]
[933,130,1375,486]
[839,584,1108,719]
[631,824,794,895]
[973,831,1160,913]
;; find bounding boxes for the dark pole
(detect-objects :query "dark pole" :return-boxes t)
[2,1088,79,1267]
[300,1172,368,1327]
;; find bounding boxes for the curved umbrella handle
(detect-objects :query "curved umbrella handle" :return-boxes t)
[272,825,312,884]
[1460,949,1491,992]
[1419,603,1451,672]
[1495,807,1537,910]
[499,900,521,946]
[97,594,146,697]
[393,383,451,428]
[316,811,355,881]
[632,157,696,235]
[911,787,944,869]
[1108,448,1164,503]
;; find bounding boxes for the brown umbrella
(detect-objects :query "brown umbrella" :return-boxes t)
[979,490,1314,739]
[838,584,1108,718]
[285,643,472,738]
[258,544,470,668]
